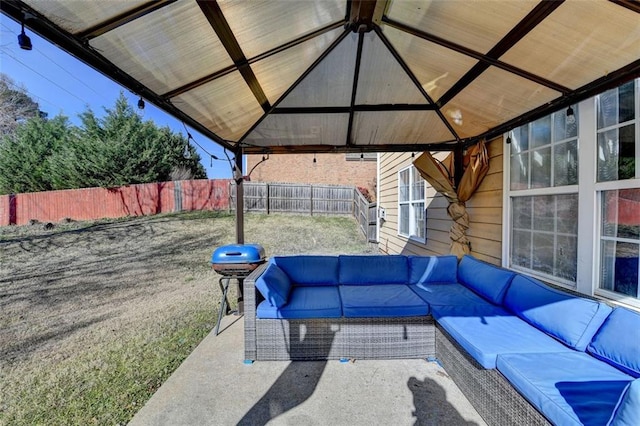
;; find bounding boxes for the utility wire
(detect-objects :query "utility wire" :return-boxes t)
[2,50,87,104]
[2,21,108,103]
[1,70,66,112]
[35,45,110,103]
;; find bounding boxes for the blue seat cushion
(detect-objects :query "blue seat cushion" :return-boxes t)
[339,255,409,285]
[410,283,490,307]
[497,352,633,426]
[254,261,292,308]
[504,275,613,351]
[256,286,342,319]
[339,284,429,317]
[457,255,516,305]
[608,378,640,426]
[273,255,339,286]
[587,308,640,378]
[433,304,571,368]
[408,255,458,285]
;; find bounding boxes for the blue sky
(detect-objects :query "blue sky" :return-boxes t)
[0,14,232,179]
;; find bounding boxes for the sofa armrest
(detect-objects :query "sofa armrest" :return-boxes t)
[243,262,268,362]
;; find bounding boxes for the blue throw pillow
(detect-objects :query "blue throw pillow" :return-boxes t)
[254,262,292,308]
[608,379,640,426]
[457,255,515,305]
[588,308,640,378]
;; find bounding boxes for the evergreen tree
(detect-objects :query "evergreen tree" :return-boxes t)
[0,93,207,194]
[0,115,73,194]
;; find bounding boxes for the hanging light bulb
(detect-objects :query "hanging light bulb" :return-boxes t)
[18,21,32,50]
[566,106,576,125]
[313,153,317,164]
[183,144,191,159]
[137,97,145,110]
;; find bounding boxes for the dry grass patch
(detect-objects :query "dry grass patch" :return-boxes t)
[0,211,374,425]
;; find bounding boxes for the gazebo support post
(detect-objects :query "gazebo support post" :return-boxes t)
[235,146,244,245]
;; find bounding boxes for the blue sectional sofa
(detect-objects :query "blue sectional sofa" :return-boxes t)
[243,254,640,426]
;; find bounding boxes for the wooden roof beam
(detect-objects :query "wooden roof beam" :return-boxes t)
[197,0,271,113]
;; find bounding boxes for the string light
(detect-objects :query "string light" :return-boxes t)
[566,106,576,125]
[18,20,32,50]
[137,97,145,110]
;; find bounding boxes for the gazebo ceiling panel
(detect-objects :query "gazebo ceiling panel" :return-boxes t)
[278,33,357,108]
[382,25,478,103]
[172,71,262,142]
[91,1,233,94]
[353,111,454,145]
[22,0,149,34]
[501,1,640,90]
[243,113,350,148]
[386,0,538,54]
[7,0,639,153]
[219,0,346,59]
[444,67,560,139]
[251,28,343,105]
[356,32,429,105]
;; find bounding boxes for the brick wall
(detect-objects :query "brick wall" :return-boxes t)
[246,153,377,198]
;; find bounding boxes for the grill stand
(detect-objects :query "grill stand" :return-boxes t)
[214,274,245,336]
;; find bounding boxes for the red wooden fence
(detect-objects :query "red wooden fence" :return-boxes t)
[0,179,230,226]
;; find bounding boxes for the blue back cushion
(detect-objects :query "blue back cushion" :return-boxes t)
[457,255,515,305]
[409,255,458,285]
[339,255,409,285]
[254,261,292,308]
[273,255,339,286]
[504,275,613,351]
[588,308,640,378]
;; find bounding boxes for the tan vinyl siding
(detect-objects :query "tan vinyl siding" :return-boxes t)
[378,137,504,265]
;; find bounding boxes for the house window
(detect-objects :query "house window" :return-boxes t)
[596,81,636,182]
[596,81,640,301]
[398,166,425,241]
[507,108,579,284]
[599,189,640,299]
[506,78,640,305]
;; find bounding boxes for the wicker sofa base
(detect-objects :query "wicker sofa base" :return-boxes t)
[435,324,550,426]
[249,316,435,361]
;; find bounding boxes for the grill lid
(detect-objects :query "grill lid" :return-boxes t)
[211,244,265,265]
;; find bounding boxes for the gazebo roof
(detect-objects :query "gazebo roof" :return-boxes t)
[3,0,639,154]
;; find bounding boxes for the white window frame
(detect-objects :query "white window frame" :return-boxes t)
[503,79,640,309]
[398,165,426,243]
[593,79,640,307]
[503,108,580,288]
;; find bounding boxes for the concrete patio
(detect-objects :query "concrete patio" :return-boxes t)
[129,315,487,426]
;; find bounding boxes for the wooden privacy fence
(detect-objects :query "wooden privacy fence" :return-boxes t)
[231,182,377,242]
[0,179,230,226]
[1,180,377,243]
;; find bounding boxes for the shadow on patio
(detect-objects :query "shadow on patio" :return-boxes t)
[129,315,485,426]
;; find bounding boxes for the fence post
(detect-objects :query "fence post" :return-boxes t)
[310,184,313,216]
